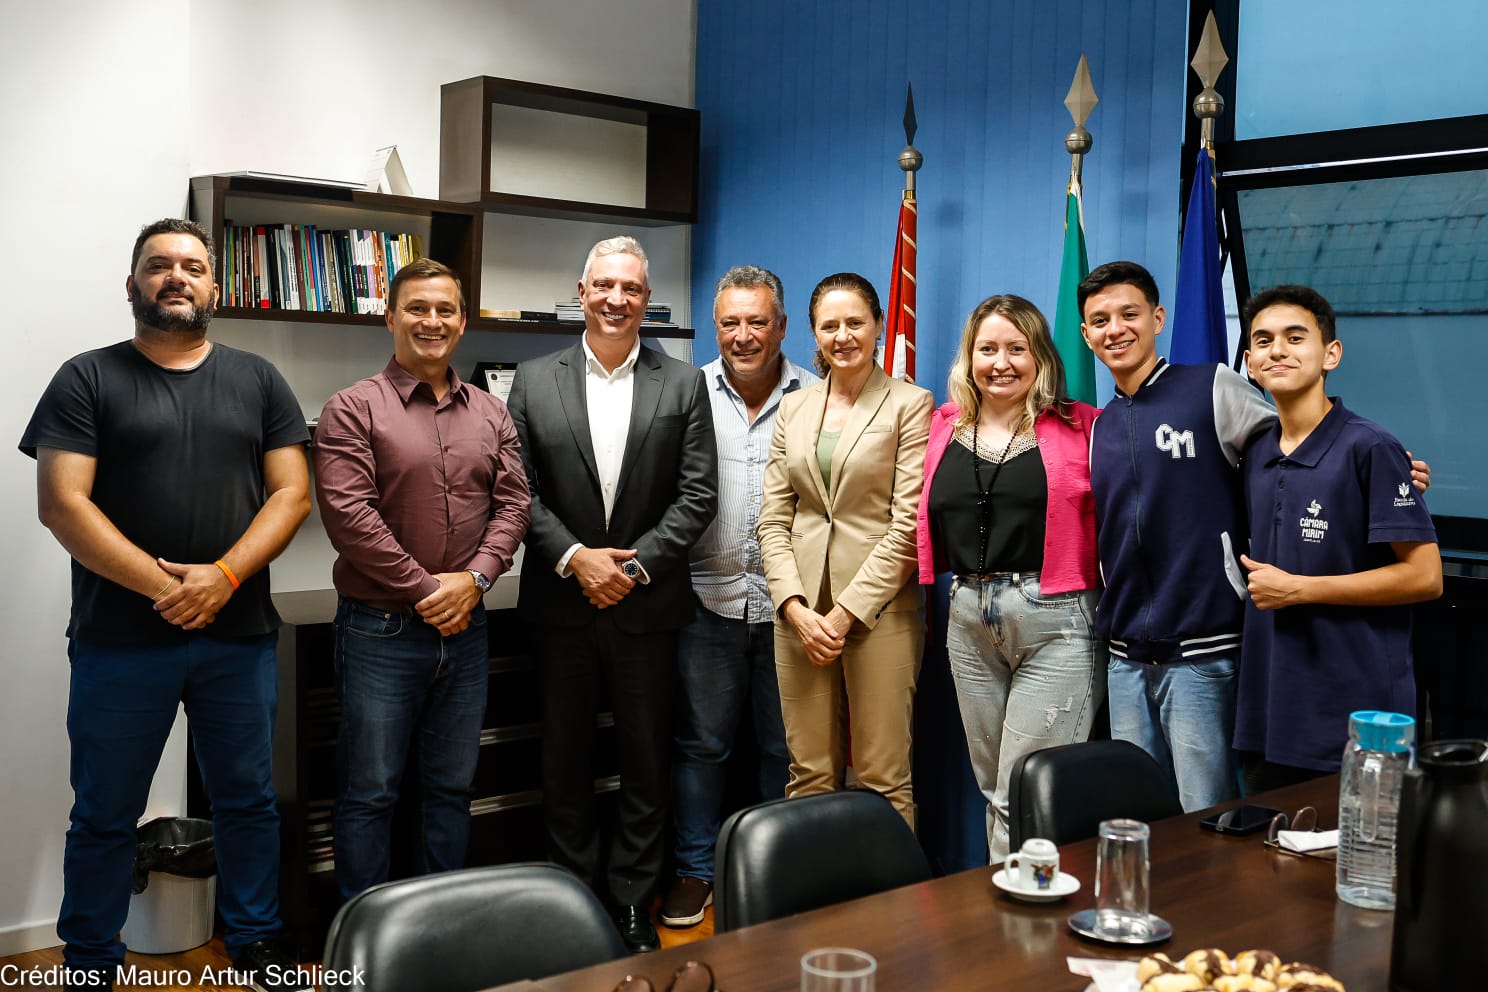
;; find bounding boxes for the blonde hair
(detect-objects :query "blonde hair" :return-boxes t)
[947,294,1073,431]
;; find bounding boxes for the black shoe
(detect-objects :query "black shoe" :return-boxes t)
[614,903,660,954]
[231,938,315,992]
[660,876,713,928]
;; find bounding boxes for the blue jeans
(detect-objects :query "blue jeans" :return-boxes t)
[1107,652,1240,811]
[333,599,488,901]
[61,634,281,973]
[945,574,1105,864]
[672,606,789,880]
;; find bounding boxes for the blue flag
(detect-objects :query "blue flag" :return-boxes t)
[1170,147,1227,365]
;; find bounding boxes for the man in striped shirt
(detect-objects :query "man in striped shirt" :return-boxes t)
[660,266,817,928]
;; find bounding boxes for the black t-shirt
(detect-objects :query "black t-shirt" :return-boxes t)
[20,341,310,642]
[929,442,1047,575]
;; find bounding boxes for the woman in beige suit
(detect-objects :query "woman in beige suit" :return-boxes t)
[756,272,933,826]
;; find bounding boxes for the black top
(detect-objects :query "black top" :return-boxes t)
[20,341,310,643]
[929,441,1047,575]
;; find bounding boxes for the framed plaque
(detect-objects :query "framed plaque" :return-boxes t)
[470,362,517,404]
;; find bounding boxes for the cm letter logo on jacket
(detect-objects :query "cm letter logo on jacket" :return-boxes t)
[1155,423,1196,459]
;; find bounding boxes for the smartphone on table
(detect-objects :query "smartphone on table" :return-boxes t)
[1199,804,1282,835]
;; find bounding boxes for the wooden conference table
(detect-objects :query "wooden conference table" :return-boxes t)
[494,777,1393,992]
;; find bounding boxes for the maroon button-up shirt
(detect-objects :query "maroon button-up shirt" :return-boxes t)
[314,359,530,603]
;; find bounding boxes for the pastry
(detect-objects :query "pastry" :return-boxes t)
[1137,954,1186,983]
[1183,948,1233,983]
[1213,976,1278,992]
[1139,973,1206,992]
[1233,950,1282,981]
[1275,963,1344,991]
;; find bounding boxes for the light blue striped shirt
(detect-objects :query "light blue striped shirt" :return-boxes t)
[691,355,817,620]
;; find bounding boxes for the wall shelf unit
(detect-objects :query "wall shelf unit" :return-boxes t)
[190,173,694,339]
[471,317,693,338]
[439,75,699,225]
[189,174,484,324]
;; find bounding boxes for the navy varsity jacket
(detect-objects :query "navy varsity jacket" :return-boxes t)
[1090,360,1274,663]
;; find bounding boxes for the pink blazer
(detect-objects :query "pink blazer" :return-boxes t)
[916,401,1100,594]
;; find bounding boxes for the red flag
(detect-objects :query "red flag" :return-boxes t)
[883,194,917,382]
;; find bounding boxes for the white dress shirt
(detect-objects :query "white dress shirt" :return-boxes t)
[556,335,642,577]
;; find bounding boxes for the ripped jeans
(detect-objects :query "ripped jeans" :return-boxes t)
[945,573,1105,864]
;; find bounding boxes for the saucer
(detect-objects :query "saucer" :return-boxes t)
[991,868,1081,903]
[1066,908,1173,946]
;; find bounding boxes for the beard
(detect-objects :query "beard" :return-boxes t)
[131,285,213,333]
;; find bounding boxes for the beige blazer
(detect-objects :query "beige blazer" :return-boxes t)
[757,365,933,630]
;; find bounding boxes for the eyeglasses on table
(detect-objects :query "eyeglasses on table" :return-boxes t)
[1263,805,1334,860]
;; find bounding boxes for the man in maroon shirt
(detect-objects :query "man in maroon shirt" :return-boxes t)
[313,258,530,899]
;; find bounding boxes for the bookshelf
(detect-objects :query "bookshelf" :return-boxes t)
[439,75,699,226]
[189,173,694,338]
[189,175,483,326]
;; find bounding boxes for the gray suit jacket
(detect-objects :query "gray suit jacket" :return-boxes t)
[508,342,718,631]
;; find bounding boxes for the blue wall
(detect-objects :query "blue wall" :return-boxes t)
[694,0,1191,870]
[693,0,1190,406]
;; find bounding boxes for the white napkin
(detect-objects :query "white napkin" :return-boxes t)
[1279,828,1339,853]
[1068,957,1139,992]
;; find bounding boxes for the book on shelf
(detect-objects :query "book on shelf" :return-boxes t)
[552,298,676,325]
[221,221,425,315]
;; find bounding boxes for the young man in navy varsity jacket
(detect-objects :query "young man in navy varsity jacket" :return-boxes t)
[1077,262,1428,811]
[1233,285,1440,794]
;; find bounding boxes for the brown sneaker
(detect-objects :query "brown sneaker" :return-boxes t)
[659,876,713,927]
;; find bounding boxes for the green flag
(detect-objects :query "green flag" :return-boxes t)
[1053,178,1096,405]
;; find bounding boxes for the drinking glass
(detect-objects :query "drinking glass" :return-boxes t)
[1093,818,1152,940]
[801,948,876,992]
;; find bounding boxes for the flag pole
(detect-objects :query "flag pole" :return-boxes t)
[1064,54,1097,186]
[884,84,921,382]
[1170,11,1232,368]
[1190,11,1228,162]
[1053,55,1099,406]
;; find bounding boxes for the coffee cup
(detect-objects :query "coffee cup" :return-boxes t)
[1005,837,1059,891]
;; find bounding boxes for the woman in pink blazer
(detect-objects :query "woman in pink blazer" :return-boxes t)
[915,294,1105,863]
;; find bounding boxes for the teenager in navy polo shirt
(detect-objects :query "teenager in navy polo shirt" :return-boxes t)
[1234,285,1442,793]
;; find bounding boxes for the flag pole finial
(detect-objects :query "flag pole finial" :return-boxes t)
[1063,55,1098,183]
[898,83,922,198]
[1190,11,1229,151]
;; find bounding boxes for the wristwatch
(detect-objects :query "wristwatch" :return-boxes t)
[620,558,642,579]
[468,569,491,592]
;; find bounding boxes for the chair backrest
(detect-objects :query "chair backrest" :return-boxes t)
[1007,740,1184,851]
[322,863,625,992]
[714,790,932,932]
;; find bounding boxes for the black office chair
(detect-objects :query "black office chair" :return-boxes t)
[1006,739,1184,851]
[322,862,625,992]
[713,790,932,932]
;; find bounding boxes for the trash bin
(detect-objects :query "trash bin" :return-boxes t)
[120,817,217,954]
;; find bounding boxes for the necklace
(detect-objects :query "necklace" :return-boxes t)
[970,420,1019,574]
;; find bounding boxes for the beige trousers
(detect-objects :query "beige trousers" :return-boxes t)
[774,609,924,829]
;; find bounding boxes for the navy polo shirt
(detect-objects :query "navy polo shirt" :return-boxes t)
[1234,398,1436,772]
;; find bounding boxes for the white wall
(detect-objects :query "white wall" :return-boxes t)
[0,0,695,952]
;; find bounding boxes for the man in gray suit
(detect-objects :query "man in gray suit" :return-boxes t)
[507,236,717,953]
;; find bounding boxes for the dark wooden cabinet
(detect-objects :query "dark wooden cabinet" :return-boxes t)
[268,591,619,955]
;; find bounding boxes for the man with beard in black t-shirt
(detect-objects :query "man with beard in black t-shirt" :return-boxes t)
[20,218,313,992]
